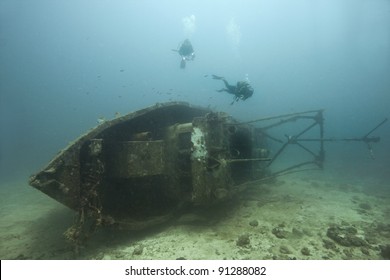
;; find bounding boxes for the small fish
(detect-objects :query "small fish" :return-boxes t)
[211,74,224,80]
[114,112,121,118]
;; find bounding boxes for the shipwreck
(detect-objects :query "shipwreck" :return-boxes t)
[28,102,386,244]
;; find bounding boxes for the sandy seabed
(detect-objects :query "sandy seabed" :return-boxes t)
[1,173,389,260]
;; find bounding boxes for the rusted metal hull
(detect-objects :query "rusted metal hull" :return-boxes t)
[29,102,269,231]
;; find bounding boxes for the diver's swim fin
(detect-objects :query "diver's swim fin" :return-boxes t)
[212,74,224,80]
[180,58,186,69]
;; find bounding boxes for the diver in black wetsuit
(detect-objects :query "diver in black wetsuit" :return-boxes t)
[212,75,254,104]
[172,39,195,69]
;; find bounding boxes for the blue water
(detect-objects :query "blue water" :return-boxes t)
[1,0,390,262]
[0,0,389,185]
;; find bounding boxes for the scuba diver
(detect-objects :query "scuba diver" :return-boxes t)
[212,75,254,104]
[172,39,195,69]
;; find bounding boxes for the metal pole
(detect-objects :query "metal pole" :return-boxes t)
[236,109,324,125]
